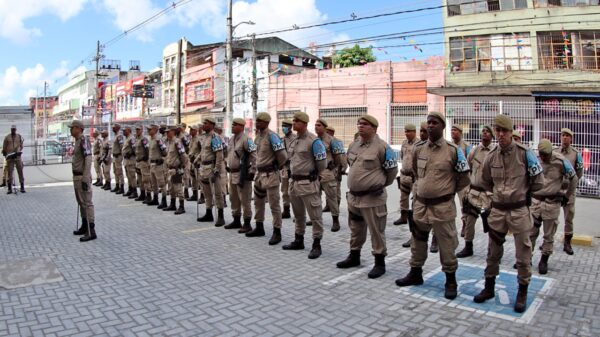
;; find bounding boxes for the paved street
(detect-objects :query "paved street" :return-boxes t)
[1,181,599,337]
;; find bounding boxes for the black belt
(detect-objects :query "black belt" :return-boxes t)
[202,160,216,165]
[533,195,563,203]
[470,185,486,193]
[349,188,384,197]
[230,168,241,173]
[112,153,122,158]
[72,171,83,176]
[492,200,528,211]
[257,166,277,173]
[291,174,316,182]
[136,158,148,162]
[415,193,455,205]
[400,169,413,177]
[151,159,164,164]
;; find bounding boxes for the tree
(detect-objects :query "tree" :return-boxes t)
[332,44,377,68]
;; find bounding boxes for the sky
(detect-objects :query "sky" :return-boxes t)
[0,0,443,105]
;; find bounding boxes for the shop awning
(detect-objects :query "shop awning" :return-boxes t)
[532,92,600,99]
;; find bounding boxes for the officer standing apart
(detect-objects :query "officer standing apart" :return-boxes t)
[457,125,495,258]
[92,130,103,186]
[224,118,257,231]
[325,126,348,211]
[2,125,25,194]
[473,114,544,313]
[283,112,327,259]
[556,128,583,255]
[122,126,137,197]
[246,113,288,241]
[100,130,112,190]
[133,125,151,201]
[530,139,575,274]
[280,119,295,219]
[394,123,417,226]
[69,120,96,242]
[148,124,167,207]
[165,125,189,214]
[336,115,398,278]
[195,117,225,226]
[396,112,470,300]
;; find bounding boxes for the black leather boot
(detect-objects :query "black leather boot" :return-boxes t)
[395,267,424,287]
[402,237,412,248]
[514,283,528,313]
[184,188,190,200]
[444,272,458,299]
[283,234,304,250]
[198,193,205,204]
[564,234,574,255]
[430,235,439,253]
[73,218,88,236]
[393,210,408,226]
[80,222,97,242]
[174,200,185,215]
[20,182,25,193]
[102,180,112,190]
[224,215,242,229]
[148,192,159,206]
[331,216,340,232]
[368,254,386,279]
[474,277,496,303]
[538,254,549,274]
[246,221,265,237]
[282,205,291,219]
[238,218,252,234]
[215,208,225,227]
[336,250,361,268]
[268,228,282,245]
[197,208,214,222]
[143,191,152,204]
[111,183,119,192]
[164,198,177,211]
[134,189,145,201]
[456,241,474,258]
[0,179,5,187]
[124,186,132,197]
[117,184,124,194]
[308,238,322,259]
[187,189,198,201]
[323,205,330,213]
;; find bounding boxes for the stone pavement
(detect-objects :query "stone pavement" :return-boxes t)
[0,182,599,337]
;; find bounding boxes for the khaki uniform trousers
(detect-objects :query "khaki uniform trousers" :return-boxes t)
[6,157,24,185]
[280,169,291,207]
[399,175,413,211]
[348,202,387,256]
[254,172,282,228]
[229,177,252,219]
[190,165,198,191]
[463,189,492,241]
[336,178,342,207]
[183,163,191,189]
[150,163,167,194]
[102,159,112,182]
[410,199,459,273]
[124,158,137,189]
[485,206,533,285]
[168,169,184,201]
[199,165,224,209]
[93,156,102,181]
[563,181,577,235]
[321,179,339,216]
[74,176,95,223]
[458,187,468,223]
[289,179,323,239]
[113,155,124,185]
[530,198,561,256]
[136,161,151,191]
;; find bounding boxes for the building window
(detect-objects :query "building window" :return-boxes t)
[448,0,527,16]
[390,104,428,146]
[534,0,599,7]
[319,107,367,147]
[538,31,600,70]
[450,33,532,72]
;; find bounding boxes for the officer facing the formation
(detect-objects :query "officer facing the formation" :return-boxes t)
[336,115,398,278]
[148,124,168,207]
[111,123,125,194]
[451,124,472,243]
[530,139,575,274]
[195,117,225,226]
[473,114,544,313]
[100,130,112,190]
[556,128,583,255]
[133,124,151,201]
[92,130,103,186]
[122,126,137,197]
[247,112,287,241]
[325,126,348,211]
[314,118,344,232]
[396,112,470,300]
[394,123,417,226]
[224,118,257,232]
[280,119,295,219]
[2,125,25,193]
[457,125,495,258]
[186,125,200,202]
[165,125,189,214]
[68,120,96,242]
[283,112,327,259]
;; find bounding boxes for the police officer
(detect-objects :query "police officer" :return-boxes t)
[215,125,229,208]
[336,115,398,278]
[396,112,470,300]
[451,124,472,249]
[148,124,168,207]
[280,119,295,219]
[122,126,137,197]
[247,112,288,241]
[512,130,523,144]
[100,130,112,190]
[187,125,200,202]
[68,120,96,242]
[314,118,344,232]
[165,125,189,214]
[2,125,25,193]
[394,123,417,226]
[283,112,327,259]
[92,130,103,186]
[159,123,169,201]
[473,114,544,313]
[530,139,575,274]
[110,123,125,194]
[556,128,583,255]
[195,117,225,226]
[325,126,348,211]
[133,124,151,202]
[224,118,257,231]
[178,124,193,200]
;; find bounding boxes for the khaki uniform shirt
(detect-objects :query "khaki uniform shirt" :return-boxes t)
[149,134,167,161]
[400,138,416,175]
[189,135,200,164]
[255,128,287,171]
[289,130,327,196]
[92,137,102,156]
[112,133,124,156]
[347,135,398,207]
[227,132,257,185]
[534,152,575,198]
[555,145,583,196]
[166,138,189,170]
[332,136,348,175]
[72,135,92,181]
[135,135,149,162]
[454,139,473,158]
[101,137,112,162]
[195,131,223,167]
[123,135,136,159]
[318,132,342,183]
[2,133,24,155]
[468,143,495,190]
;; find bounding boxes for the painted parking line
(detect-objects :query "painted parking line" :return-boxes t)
[181,227,216,234]
[323,250,411,286]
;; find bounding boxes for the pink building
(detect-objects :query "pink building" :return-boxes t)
[268,56,445,147]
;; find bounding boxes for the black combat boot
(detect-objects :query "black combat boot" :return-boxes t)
[197,208,214,222]
[331,216,340,232]
[238,218,252,234]
[164,198,177,211]
[306,221,313,226]
[80,222,97,242]
[323,205,331,213]
[134,189,145,201]
[187,189,198,201]
[444,272,458,299]
[174,200,185,215]
[130,188,139,199]
[198,193,206,204]
[93,179,102,186]
[143,191,153,204]
[283,234,304,250]
[223,195,228,208]
[402,237,412,248]
[117,184,124,194]
[473,277,495,303]
[564,234,574,255]
[0,178,6,187]
[7,185,13,194]
[102,180,112,190]
[456,241,474,258]
[282,205,291,219]
[111,183,119,193]
[148,192,159,206]
[395,267,424,287]
[246,221,265,237]
[538,254,549,274]
[73,218,88,236]
[157,194,168,209]
[124,186,132,197]
[224,215,242,229]
[368,254,386,279]
[430,235,439,253]
[336,250,361,268]
[393,210,408,226]
[308,238,322,259]
[184,188,190,200]
[268,228,282,245]
[20,182,25,193]
[514,283,529,313]
[215,209,225,227]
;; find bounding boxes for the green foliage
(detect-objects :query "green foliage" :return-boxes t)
[332,44,377,68]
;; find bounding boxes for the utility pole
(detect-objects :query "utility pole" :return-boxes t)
[251,34,258,123]
[94,40,104,132]
[225,0,233,134]
[175,38,183,124]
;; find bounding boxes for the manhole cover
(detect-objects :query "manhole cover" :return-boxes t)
[0,256,64,290]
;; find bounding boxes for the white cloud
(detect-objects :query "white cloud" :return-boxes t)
[0,0,88,43]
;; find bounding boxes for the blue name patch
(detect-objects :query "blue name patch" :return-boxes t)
[270,133,285,152]
[526,149,543,177]
[312,139,327,161]
[455,148,470,173]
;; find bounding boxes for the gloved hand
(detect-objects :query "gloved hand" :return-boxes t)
[246,173,255,181]
[561,197,569,207]
[82,182,89,191]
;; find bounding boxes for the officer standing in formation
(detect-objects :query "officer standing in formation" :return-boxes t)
[530,139,575,274]
[100,130,112,190]
[111,123,125,194]
[69,120,96,242]
[2,125,26,193]
[195,117,225,226]
[451,124,472,246]
[92,130,103,186]
[122,126,137,197]
[147,124,168,206]
[280,119,295,219]
[133,124,150,201]
[394,123,417,226]
[165,125,189,214]
[186,125,200,202]
[337,115,397,278]
[325,126,348,212]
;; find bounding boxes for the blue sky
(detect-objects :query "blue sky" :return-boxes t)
[0,0,443,105]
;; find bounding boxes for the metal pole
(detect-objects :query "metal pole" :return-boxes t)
[43,81,47,140]
[251,34,258,123]
[176,38,183,124]
[225,0,233,134]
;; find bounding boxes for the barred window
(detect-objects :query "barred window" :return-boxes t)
[450,33,532,72]
[538,31,600,70]
[319,107,367,147]
[534,0,599,7]
[448,0,527,16]
[390,105,428,146]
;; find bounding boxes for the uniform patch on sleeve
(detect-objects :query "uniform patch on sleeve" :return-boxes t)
[383,145,398,170]
[118,135,124,145]
[183,135,191,146]
[176,141,185,155]
[526,149,543,176]
[158,139,166,151]
[563,159,576,179]
[575,152,584,170]
[331,139,345,155]
[312,139,327,161]
[247,138,257,152]
[211,134,223,152]
[142,138,149,149]
[269,133,285,152]
[454,148,470,173]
